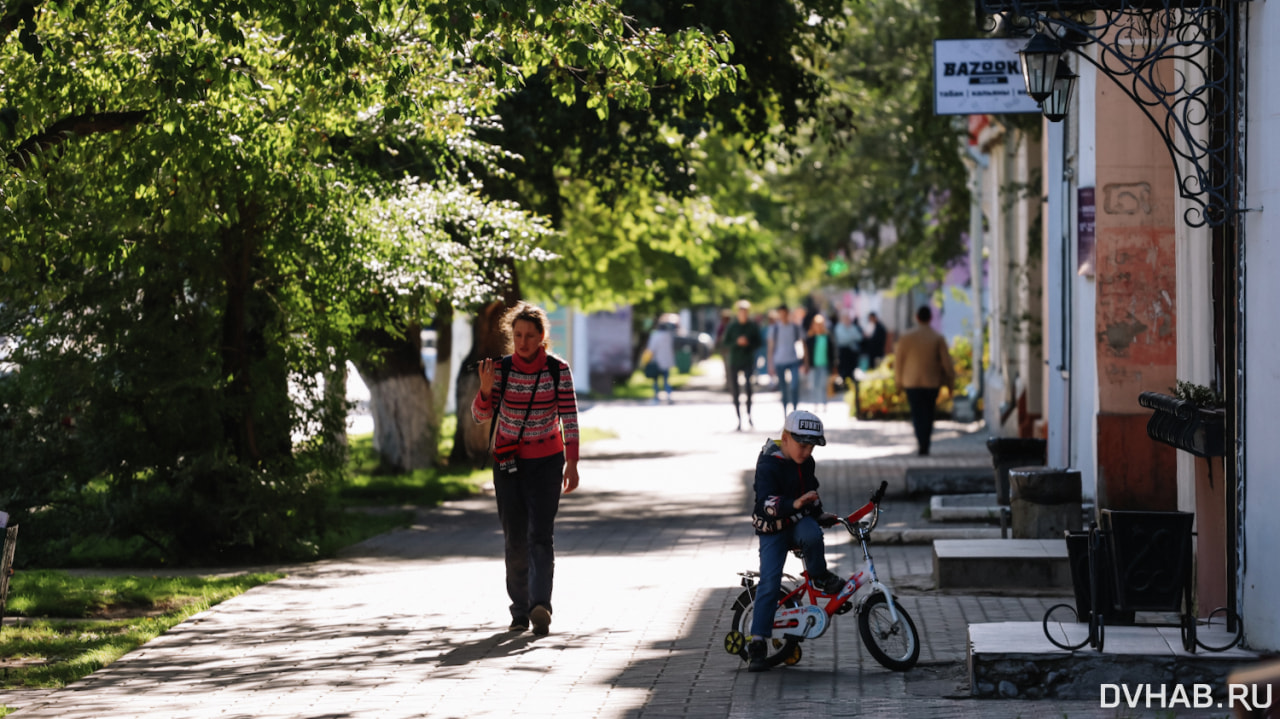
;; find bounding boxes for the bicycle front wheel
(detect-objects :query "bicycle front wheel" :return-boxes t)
[857,592,920,671]
[731,586,800,667]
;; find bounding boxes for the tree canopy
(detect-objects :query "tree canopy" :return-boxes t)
[0,0,742,563]
[778,0,977,291]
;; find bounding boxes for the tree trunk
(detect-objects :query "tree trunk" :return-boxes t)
[361,369,436,471]
[220,207,291,466]
[451,299,514,466]
[354,325,438,472]
[431,307,454,430]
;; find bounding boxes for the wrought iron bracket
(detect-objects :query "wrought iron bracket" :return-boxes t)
[975,0,1246,228]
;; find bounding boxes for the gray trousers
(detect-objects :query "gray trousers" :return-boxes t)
[493,453,564,619]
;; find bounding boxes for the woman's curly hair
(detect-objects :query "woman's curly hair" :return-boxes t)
[502,301,552,353]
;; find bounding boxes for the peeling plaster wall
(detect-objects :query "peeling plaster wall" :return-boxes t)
[1093,68,1178,511]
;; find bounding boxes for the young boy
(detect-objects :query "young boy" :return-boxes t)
[747,410,843,672]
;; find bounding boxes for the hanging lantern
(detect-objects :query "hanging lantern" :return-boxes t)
[1042,63,1078,122]
[1018,32,1062,103]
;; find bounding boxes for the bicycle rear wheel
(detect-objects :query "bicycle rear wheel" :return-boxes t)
[730,586,800,666]
[857,592,920,671]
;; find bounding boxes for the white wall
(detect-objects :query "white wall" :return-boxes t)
[1242,1,1280,652]
[1072,57,1099,501]
[1046,114,1070,469]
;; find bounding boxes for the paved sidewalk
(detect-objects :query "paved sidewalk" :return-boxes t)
[1,364,1220,718]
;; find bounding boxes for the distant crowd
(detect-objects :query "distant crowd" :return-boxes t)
[703,300,891,428]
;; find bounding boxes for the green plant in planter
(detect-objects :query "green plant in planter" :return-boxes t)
[1170,380,1225,409]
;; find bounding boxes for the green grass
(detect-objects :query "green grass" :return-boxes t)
[327,420,615,542]
[0,416,614,706]
[0,571,281,692]
[605,366,704,400]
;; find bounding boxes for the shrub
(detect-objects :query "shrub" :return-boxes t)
[855,335,977,420]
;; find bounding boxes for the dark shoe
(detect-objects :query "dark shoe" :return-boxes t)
[816,571,845,595]
[530,605,551,636]
[508,617,528,632]
[747,639,770,672]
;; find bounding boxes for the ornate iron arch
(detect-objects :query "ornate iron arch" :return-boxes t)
[975,0,1246,228]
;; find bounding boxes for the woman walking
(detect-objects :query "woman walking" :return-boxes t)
[802,314,837,412]
[645,314,677,404]
[833,312,864,415]
[473,302,580,636]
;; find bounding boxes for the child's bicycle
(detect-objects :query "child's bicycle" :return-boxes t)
[723,480,920,671]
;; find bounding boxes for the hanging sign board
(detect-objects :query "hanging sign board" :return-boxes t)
[934,38,1042,116]
[1078,187,1096,277]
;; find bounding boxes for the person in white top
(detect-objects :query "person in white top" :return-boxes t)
[645,314,677,404]
[767,305,803,416]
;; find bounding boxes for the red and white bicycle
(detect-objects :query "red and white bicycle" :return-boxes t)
[724,481,920,671]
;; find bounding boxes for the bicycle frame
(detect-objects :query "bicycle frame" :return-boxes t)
[727,479,921,672]
[768,487,906,640]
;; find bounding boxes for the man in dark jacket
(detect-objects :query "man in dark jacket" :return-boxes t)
[863,311,888,368]
[721,299,763,430]
[746,410,843,672]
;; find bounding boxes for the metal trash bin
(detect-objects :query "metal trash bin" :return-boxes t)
[1065,529,1133,624]
[675,347,693,374]
[1009,467,1082,539]
[986,437,1047,505]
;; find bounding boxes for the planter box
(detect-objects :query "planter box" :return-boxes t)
[1101,509,1194,613]
[1138,391,1226,458]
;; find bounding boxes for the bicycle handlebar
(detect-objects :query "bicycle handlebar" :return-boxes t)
[839,480,888,530]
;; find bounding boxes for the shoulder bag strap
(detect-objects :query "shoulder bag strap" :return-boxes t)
[508,364,545,448]
[491,358,545,451]
[487,356,514,452]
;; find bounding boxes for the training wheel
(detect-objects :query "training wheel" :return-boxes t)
[724,631,747,658]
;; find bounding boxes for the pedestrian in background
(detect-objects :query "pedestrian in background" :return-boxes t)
[472,301,580,636]
[802,313,836,413]
[893,305,956,456]
[862,311,888,369]
[767,305,803,416]
[721,299,763,431]
[645,314,677,404]
[755,310,773,382]
[834,312,864,414]
[713,308,732,348]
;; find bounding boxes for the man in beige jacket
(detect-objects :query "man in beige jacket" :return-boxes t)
[894,305,956,455]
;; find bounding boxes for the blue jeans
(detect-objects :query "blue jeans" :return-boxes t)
[809,366,829,407]
[652,368,671,399]
[493,453,564,620]
[750,516,830,638]
[776,360,801,413]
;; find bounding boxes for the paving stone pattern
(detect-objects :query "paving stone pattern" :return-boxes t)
[1,373,1230,718]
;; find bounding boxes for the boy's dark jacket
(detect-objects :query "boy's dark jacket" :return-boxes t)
[752,438,825,534]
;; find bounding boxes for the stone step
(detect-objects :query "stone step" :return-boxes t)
[969,621,1259,700]
[933,538,1070,590]
[929,492,1003,522]
[904,466,992,496]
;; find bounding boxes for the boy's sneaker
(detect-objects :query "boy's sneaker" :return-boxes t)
[816,571,846,595]
[530,605,551,636]
[746,639,770,672]
[508,617,529,632]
